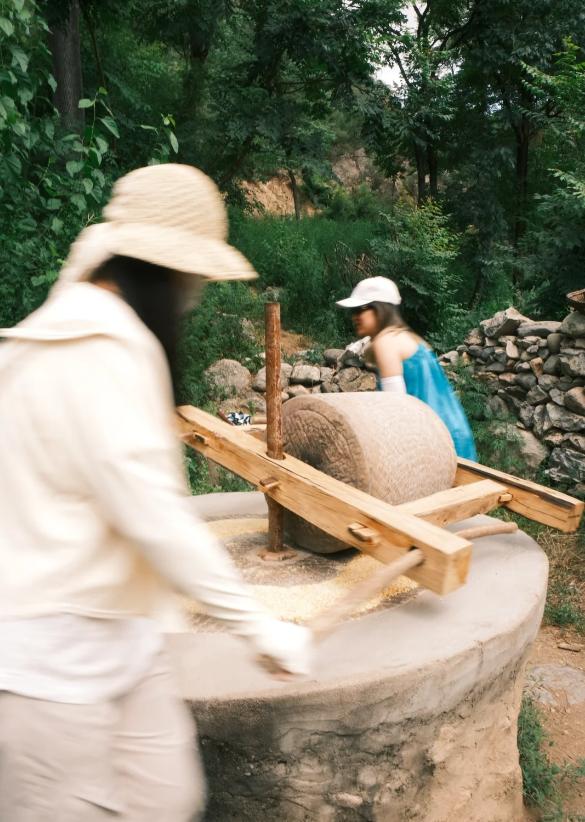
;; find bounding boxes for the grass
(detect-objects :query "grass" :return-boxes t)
[518,696,585,821]
[518,696,560,811]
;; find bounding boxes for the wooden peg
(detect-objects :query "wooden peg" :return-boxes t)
[348,522,380,545]
[259,477,280,492]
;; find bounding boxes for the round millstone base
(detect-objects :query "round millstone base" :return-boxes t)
[166,492,548,822]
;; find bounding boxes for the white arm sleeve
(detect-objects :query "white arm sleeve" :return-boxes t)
[64,339,312,676]
[380,375,407,393]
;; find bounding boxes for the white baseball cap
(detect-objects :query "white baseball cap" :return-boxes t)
[336,276,402,308]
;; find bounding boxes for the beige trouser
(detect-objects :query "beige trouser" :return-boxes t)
[0,656,206,821]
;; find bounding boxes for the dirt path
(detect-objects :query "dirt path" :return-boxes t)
[525,624,585,819]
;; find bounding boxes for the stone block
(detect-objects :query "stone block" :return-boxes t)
[538,375,559,391]
[549,388,565,407]
[323,348,345,366]
[560,352,585,378]
[543,355,561,375]
[565,387,585,416]
[559,311,585,338]
[519,403,534,428]
[547,447,585,484]
[480,307,531,339]
[464,327,484,346]
[319,366,335,384]
[543,430,565,448]
[563,433,585,453]
[533,405,547,438]
[515,373,537,391]
[485,362,506,373]
[529,357,544,378]
[518,321,561,338]
[253,363,293,392]
[290,364,321,386]
[204,359,252,398]
[546,332,562,354]
[546,403,585,433]
[525,385,548,405]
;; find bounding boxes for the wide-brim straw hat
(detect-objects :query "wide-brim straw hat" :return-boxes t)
[58,164,258,287]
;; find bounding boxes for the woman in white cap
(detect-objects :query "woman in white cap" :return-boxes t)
[337,276,477,460]
[0,164,311,821]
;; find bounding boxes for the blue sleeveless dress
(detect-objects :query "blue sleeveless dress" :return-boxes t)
[378,343,477,461]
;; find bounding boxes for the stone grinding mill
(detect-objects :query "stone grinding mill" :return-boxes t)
[172,304,583,822]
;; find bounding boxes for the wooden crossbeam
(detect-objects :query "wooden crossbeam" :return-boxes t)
[398,479,509,526]
[178,405,471,595]
[455,458,583,533]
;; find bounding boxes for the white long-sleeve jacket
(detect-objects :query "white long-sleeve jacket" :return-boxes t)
[0,282,309,673]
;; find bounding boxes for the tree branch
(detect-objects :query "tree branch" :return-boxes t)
[390,46,413,89]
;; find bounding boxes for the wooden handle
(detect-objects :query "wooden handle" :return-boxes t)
[309,522,517,642]
[456,521,518,541]
[310,549,424,641]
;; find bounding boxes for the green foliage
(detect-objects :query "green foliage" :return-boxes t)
[518,42,585,317]
[366,20,457,202]
[0,0,179,330]
[0,0,117,326]
[231,214,379,343]
[324,184,388,221]
[519,696,585,820]
[545,581,585,633]
[185,449,252,496]
[370,201,461,334]
[518,696,559,809]
[177,282,264,406]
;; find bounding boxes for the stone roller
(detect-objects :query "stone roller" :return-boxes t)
[282,392,458,554]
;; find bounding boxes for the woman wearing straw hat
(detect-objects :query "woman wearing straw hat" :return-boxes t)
[337,276,477,460]
[0,164,311,821]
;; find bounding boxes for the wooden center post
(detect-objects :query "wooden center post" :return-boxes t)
[258,302,297,561]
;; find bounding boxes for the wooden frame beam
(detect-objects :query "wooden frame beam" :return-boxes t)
[455,458,583,533]
[398,479,509,526]
[178,406,471,595]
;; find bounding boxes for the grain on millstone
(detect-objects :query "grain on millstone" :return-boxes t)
[184,518,417,624]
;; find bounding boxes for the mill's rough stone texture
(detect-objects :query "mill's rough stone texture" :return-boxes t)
[168,493,548,822]
[281,393,456,554]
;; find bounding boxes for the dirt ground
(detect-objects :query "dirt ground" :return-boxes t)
[280,329,316,357]
[524,624,585,820]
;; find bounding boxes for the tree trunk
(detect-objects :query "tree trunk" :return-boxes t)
[288,168,301,220]
[413,143,427,205]
[80,2,106,91]
[513,125,530,248]
[49,0,84,131]
[427,144,438,199]
[512,120,531,288]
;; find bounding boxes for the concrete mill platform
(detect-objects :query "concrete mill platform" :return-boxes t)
[166,492,548,822]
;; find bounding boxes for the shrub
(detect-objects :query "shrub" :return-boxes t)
[230,214,377,344]
[370,200,462,336]
[177,281,264,406]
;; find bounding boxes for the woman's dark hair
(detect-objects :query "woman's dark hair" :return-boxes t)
[369,301,409,333]
[90,255,184,388]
